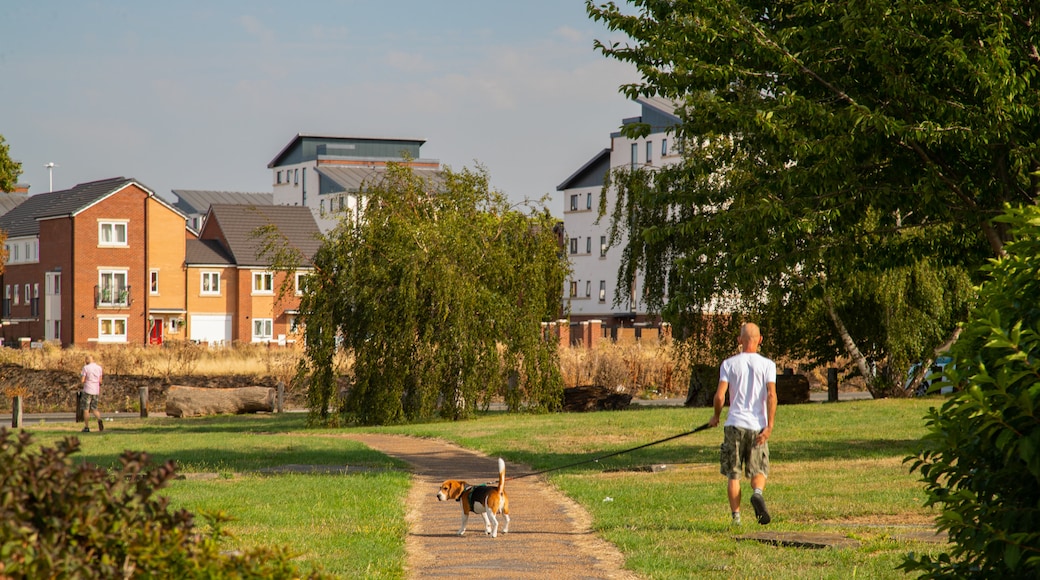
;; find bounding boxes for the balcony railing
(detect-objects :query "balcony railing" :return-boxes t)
[95,285,131,307]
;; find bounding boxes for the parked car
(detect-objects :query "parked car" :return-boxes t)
[905,355,955,396]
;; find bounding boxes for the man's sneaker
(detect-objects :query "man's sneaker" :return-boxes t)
[98,420,104,432]
[81,427,90,433]
[751,493,771,525]
[731,512,742,525]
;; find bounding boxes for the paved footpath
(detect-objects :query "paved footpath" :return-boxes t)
[347,434,641,580]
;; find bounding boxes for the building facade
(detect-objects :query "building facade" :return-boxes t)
[557,97,681,325]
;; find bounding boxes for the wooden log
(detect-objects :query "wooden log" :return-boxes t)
[563,384,632,412]
[165,385,275,418]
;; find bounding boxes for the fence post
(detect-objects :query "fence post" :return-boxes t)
[277,381,285,413]
[75,391,85,422]
[827,368,839,402]
[12,395,22,428]
[139,386,149,418]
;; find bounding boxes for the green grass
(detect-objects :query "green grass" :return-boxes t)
[23,398,947,579]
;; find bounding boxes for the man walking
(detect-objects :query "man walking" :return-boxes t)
[80,354,104,433]
[708,323,777,525]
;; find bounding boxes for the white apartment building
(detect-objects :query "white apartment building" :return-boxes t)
[268,134,441,232]
[557,97,681,324]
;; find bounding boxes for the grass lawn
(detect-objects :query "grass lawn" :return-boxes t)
[23,398,947,578]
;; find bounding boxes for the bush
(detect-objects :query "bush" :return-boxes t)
[0,429,328,579]
[903,206,1040,578]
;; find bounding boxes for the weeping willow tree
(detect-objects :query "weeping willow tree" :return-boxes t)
[297,163,567,426]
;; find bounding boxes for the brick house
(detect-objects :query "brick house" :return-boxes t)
[0,177,188,347]
[185,203,321,345]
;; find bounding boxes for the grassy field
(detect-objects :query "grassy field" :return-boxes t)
[21,397,946,578]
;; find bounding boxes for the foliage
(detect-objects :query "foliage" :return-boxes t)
[904,206,1040,578]
[298,163,568,425]
[0,429,328,579]
[0,134,21,193]
[586,0,1039,389]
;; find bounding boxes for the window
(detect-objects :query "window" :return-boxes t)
[570,194,578,211]
[600,236,607,257]
[98,271,129,306]
[289,316,300,333]
[631,143,638,167]
[586,192,592,210]
[585,237,591,254]
[168,318,181,334]
[599,281,606,302]
[662,138,668,157]
[569,281,578,298]
[13,286,18,306]
[252,318,273,342]
[99,317,128,342]
[295,272,310,296]
[253,271,274,294]
[276,170,283,184]
[646,141,653,164]
[99,221,128,246]
[30,283,39,317]
[201,272,221,295]
[569,238,578,255]
[23,284,30,303]
[339,196,345,211]
[50,274,61,295]
[585,280,591,297]
[320,200,325,215]
[150,270,159,294]
[294,168,299,185]
[11,245,18,261]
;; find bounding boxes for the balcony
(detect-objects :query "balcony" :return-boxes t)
[95,285,131,308]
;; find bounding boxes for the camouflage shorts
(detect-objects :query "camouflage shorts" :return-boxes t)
[719,425,769,480]
[79,393,99,412]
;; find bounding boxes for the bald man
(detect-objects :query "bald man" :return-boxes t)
[708,323,777,525]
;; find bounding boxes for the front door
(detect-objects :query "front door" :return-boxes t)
[149,317,164,345]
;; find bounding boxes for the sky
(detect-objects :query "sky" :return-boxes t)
[0,1,641,214]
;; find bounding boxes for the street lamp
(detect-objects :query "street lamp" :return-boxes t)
[44,162,57,192]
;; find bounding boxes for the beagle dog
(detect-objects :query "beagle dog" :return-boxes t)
[436,457,510,537]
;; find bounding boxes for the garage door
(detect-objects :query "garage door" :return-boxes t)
[190,314,232,345]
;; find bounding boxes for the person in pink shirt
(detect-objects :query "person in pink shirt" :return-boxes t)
[80,354,104,433]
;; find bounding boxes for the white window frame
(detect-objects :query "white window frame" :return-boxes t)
[150,269,159,295]
[23,283,30,303]
[98,316,128,343]
[252,318,274,342]
[201,271,221,295]
[98,221,128,247]
[295,271,310,296]
[252,271,274,295]
[599,280,607,302]
[98,270,129,306]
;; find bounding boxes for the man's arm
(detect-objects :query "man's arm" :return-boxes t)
[755,381,777,445]
[708,380,728,427]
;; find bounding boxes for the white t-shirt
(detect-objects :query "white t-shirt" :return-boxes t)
[719,352,776,430]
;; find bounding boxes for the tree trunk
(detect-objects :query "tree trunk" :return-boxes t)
[165,385,275,418]
[824,293,875,392]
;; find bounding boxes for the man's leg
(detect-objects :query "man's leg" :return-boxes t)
[727,478,742,512]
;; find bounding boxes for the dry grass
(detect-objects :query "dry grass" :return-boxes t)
[0,339,688,397]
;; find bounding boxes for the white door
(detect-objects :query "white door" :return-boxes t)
[45,272,61,341]
[189,314,232,345]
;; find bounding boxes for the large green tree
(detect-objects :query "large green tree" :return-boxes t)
[588,1,1039,393]
[297,163,567,426]
[0,135,22,193]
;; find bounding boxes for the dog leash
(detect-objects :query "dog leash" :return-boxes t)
[506,422,712,481]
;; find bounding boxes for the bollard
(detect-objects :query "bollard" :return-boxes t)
[139,386,149,418]
[75,391,85,422]
[12,395,23,428]
[827,368,839,402]
[276,381,285,413]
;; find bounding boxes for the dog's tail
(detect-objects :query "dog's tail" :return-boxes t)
[497,457,506,494]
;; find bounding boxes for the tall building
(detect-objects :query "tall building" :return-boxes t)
[557,97,680,324]
[267,134,440,232]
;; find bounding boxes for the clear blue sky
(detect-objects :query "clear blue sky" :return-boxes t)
[0,1,640,212]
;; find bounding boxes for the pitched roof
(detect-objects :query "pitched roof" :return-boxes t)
[171,190,273,215]
[204,204,322,267]
[0,193,29,217]
[0,177,148,238]
[185,238,235,266]
[557,149,611,191]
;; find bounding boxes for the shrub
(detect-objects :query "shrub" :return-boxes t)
[903,206,1040,578]
[0,429,328,579]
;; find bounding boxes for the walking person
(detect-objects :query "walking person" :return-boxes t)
[80,354,104,433]
[708,323,777,525]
